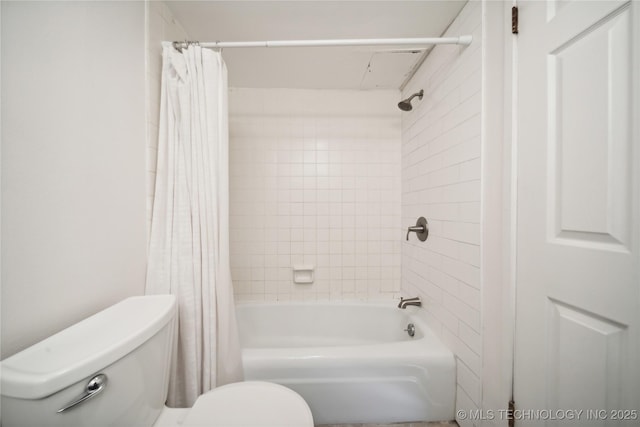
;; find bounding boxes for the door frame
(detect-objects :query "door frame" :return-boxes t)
[479,0,517,422]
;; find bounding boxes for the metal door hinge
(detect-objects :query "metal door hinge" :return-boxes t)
[508,400,515,427]
[512,6,519,34]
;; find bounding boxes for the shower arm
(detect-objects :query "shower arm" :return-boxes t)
[405,92,422,103]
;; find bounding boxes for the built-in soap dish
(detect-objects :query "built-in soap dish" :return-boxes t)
[292,265,314,284]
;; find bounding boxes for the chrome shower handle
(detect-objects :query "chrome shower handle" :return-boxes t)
[406,217,429,241]
[406,225,425,240]
[57,374,108,413]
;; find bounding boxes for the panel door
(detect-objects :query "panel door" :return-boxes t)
[514,0,639,425]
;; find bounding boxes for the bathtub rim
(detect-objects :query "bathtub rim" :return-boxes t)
[235,300,454,361]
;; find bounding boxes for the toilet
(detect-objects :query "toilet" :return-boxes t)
[0,295,313,427]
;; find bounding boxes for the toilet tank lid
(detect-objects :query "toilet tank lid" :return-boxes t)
[0,295,176,399]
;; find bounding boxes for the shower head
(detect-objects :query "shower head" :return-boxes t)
[398,90,424,111]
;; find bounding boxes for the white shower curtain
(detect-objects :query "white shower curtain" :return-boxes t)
[146,44,243,407]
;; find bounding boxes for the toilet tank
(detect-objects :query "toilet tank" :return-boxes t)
[0,295,176,427]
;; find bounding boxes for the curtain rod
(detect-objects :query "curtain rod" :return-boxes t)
[169,36,473,51]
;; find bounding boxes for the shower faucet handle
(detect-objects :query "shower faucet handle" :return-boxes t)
[406,217,429,241]
[406,225,425,239]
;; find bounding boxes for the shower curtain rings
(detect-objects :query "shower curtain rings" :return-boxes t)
[172,40,200,53]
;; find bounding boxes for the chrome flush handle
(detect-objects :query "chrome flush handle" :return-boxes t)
[57,374,108,413]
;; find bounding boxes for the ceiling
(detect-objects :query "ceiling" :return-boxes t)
[165,1,467,90]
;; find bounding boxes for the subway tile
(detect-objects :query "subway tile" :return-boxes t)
[457,361,481,407]
[458,243,480,267]
[399,0,482,408]
[442,221,480,244]
[456,385,480,427]
[459,321,481,357]
[443,292,480,333]
[457,281,481,310]
[443,327,481,375]
[458,202,481,223]
[429,303,459,335]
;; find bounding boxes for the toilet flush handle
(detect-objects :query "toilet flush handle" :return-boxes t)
[57,373,108,413]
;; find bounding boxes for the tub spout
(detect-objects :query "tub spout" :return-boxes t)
[398,296,421,309]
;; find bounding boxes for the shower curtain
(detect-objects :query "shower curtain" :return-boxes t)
[146,44,243,407]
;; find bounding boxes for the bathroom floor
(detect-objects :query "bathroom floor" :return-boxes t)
[157,406,460,427]
[318,422,459,427]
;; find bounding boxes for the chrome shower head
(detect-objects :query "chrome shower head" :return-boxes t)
[398,90,424,111]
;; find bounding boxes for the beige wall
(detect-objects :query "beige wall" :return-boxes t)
[145,1,189,235]
[1,1,147,358]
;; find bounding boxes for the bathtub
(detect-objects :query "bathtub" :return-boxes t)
[236,302,455,425]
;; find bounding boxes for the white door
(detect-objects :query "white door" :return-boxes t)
[514,0,639,425]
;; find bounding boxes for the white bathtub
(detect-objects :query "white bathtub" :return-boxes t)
[236,302,455,425]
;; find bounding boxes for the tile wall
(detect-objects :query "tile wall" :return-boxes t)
[229,89,402,302]
[399,2,483,426]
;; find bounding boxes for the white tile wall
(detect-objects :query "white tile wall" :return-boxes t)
[399,2,482,425]
[229,89,402,302]
[145,1,189,235]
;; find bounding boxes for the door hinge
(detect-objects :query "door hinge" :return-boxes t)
[512,6,519,34]
[508,400,515,427]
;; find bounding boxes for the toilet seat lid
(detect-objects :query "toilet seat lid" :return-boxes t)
[182,381,314,427]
